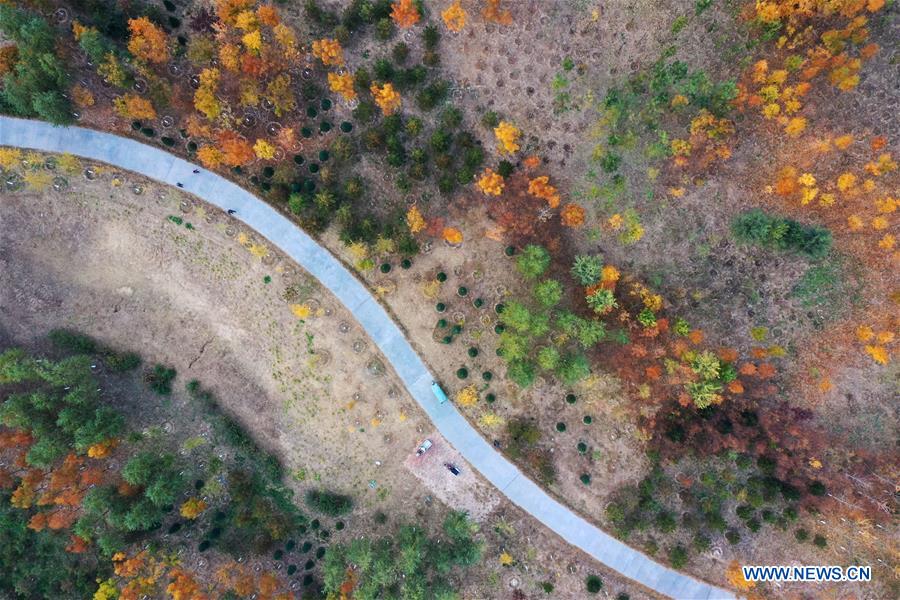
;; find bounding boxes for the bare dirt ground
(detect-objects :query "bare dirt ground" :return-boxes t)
[0,154,655,599]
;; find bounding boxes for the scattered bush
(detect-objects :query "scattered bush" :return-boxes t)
[516,245,551,279]
[305,489,353,516]
[104,351,141,372]
[145,364,177,395]
[48,329,97,354]
[732,209,832,259]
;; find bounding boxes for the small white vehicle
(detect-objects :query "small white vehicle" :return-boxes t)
[415,439,433,456]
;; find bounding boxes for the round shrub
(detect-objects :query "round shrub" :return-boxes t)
[669,545,688,569]
[456,368,468,379]
[585,575,603,594]
[556,422,566,432]
[580,474,591,485]
[808,480,826,496]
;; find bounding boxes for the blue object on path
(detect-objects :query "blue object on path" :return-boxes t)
[431,381,448,404]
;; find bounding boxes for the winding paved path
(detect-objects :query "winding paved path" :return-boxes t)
[0,116,734,600]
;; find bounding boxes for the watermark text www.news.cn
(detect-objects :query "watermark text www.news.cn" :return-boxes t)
[742,565,872,582]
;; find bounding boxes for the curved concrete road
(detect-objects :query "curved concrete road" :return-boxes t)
[0,116,734,600]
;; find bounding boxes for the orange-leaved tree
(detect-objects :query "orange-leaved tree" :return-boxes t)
[476,168,504,196]
[215,0,256,26]
[483,0,513,25]
[127,17,169,64]
[312,38,344,67]
[197,146,224,168]
[328,72,357,101]
[391,0,421,28]
[442,1,467,32]
[218,130,255,166]
[527,175,560,207]
[371,83,401,115]
[560,203,586,228]
[442,227,463,245]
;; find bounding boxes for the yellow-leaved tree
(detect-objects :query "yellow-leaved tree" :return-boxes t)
[406,205,426,233]
[494,121,521,154]
[113,94,156,120]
